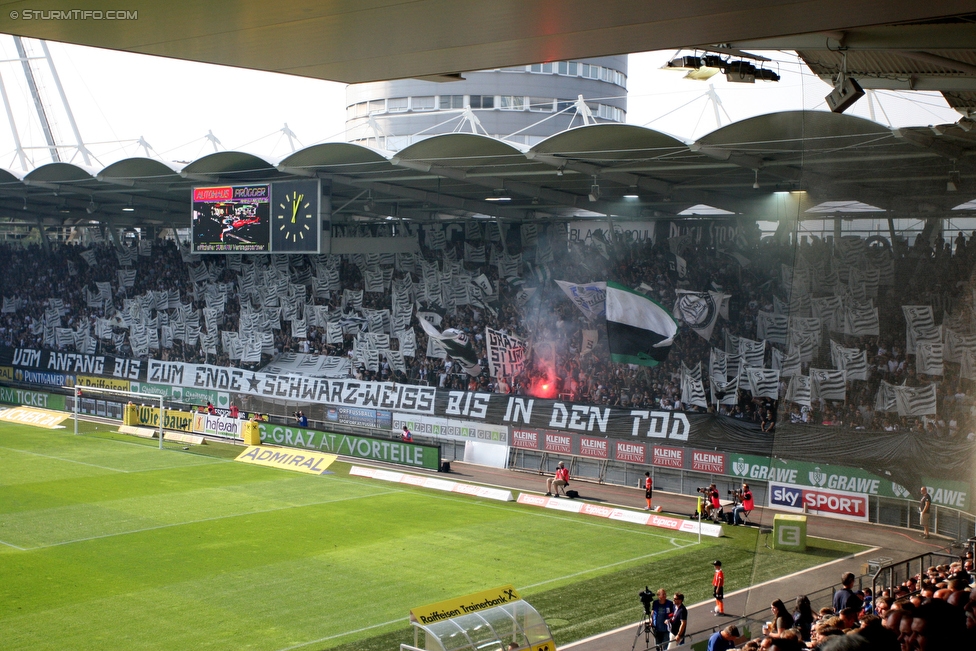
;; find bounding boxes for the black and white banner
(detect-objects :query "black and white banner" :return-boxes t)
[485,327,526,378]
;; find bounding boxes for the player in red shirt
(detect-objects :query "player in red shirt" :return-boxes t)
[712,560,725,615]
[644,471,653,510]
[546,461,569,497]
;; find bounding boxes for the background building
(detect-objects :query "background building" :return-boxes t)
[345,56,628,150]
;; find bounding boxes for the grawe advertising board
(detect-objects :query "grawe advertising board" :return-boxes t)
[260,424,440,470]
[730,452,970,511]
[393,413,508,446]
[768,481,870,522]
[192,413,243,439]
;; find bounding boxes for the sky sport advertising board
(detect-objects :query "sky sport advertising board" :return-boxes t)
[191,179,321,254]
[768,480,870,522]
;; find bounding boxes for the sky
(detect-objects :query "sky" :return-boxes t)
[0,37,962,172]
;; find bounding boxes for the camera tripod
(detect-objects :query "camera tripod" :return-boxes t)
[630,610,661,651]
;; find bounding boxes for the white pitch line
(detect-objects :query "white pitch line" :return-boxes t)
[21,488,404,550]
[274,615,410,651]
[0,444,229,474]
[519,540,698,591]
[0,537,27,551]
[409,488,699,542]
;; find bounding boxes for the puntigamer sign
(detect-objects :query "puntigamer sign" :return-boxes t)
[730,453,969,510]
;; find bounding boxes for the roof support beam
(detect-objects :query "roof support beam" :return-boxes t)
[523,150,673,196]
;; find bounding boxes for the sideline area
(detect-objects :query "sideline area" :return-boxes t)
[430,460,952,651]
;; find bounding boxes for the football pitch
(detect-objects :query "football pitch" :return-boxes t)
[0,420,863,651]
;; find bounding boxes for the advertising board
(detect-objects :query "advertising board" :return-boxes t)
[768,480,870,522]
[259,424,440,470]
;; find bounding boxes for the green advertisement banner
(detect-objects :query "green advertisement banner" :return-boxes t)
[728,452,970,511]
[0,386,65,411]
[258,423,440,470]
[129,383,230,409]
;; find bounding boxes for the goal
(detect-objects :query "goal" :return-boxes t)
[71,384,166,450]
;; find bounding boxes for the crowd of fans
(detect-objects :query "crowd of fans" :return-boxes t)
[730,558,976,650]
[1,220,975,438]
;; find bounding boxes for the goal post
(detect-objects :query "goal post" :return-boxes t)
[71,385,165,450]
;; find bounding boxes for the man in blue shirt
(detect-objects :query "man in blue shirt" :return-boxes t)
[706,625,740,651]
[650,589,674,649]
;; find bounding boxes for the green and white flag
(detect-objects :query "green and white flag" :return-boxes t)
[605,281,678,367]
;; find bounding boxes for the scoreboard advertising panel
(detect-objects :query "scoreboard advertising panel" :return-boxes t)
[191,179,322,254]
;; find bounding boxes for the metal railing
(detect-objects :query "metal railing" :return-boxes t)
[871,550,964,598]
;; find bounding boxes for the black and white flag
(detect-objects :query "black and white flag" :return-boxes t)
[709,348,728,381]
[902,305,934,354]
[786,374,812,407]
[812,296,844,333]
[555,280,606,320]
[738,338,766,367]
[485,327,526,378]
[746,367,780,399]
[673,290,724,342]
[915,342,944,377]
[875,380,899,413]
[844,302,879,336]
[681,374,708,408]
[580,329,599,357]
[771,347,802,377]
[419,319,481,376]
[710,376,738,406]
[894,383,937,417]
[811,368,846,401]
[756,310,788,345]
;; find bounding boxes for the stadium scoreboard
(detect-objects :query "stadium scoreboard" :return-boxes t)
[191,179,325,254]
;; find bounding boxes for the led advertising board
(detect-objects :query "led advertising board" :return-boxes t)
[191,179,321,254]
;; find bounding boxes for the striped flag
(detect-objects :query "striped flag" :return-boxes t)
[844,302,880,336]
[681,375,708,408]
[605,281,678,367]
[681,361,702,383]
[789,330,819,363]
[915,342,944,377]
[739,338,766,367]
[830,340,868,381]
[811,368,847,401]
[725,332,741,354]
[419,319,482,376]
[710,376,738,406]
[812,296,844,333]
[757,311,789,345]
[772,347,802,377]
[786,374,812,407]
[894,384,937,417]
[875,380,899,412]
[709,348,728,381]
[945,329,976,364]
[747,367,780,399]
[911,325,943,356]
[902,305,934,355]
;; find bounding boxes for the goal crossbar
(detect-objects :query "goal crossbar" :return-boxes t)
[71,384,166,449]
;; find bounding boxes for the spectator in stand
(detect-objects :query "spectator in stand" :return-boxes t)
[793,594,815,643]
[767,599,795,636]
[833,573,863,614]
[706,625,740,651]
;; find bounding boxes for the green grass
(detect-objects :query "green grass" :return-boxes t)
[0,420,864,651]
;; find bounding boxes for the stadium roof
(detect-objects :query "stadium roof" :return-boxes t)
[3,111,974,231]
[2,2,973,86]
